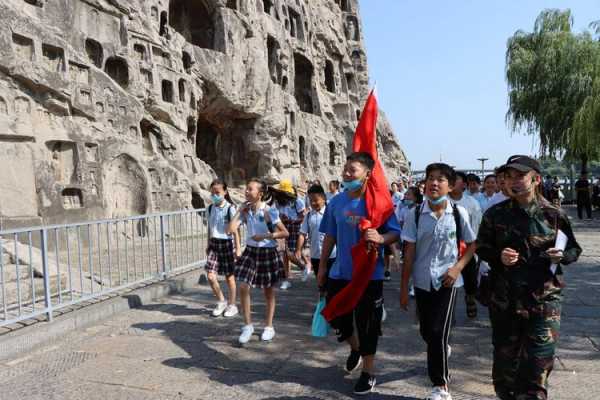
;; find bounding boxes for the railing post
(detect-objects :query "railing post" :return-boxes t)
[40,228,53,322]
[159,215,168,279]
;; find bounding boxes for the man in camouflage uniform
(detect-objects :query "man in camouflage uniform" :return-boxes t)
[477,155,582,400]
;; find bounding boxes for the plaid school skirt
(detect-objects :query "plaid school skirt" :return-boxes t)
[205,238,235,276]
[284,220,302,252]
[234,246,283,288]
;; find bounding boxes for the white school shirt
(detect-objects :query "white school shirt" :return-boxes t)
[208,202,236,240]
[242,205,281,248]
[478,192,496,213]
[300,207,336,259]
[450,193,482,236]
[401,201,476,292]
[488,192,509,209]
[395,203,415,229]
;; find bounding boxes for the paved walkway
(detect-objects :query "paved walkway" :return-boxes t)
[0,207,599,400]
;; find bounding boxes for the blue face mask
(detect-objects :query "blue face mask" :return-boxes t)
[211,194,224,204]
[342,178,364,193]
[427,195,447,205]
[403,199,414,207]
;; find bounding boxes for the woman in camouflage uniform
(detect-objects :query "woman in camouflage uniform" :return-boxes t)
[477,155,582,400]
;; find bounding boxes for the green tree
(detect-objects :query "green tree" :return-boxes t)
[506,9,600,172]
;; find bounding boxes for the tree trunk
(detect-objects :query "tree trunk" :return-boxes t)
[581,153,588,174]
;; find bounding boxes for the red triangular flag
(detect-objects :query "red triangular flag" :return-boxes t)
[321,89,394,322]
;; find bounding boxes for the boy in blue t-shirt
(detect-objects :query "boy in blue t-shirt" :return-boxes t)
[318,152,401,396]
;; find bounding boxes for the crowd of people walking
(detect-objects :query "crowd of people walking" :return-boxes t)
[200,152,583,400]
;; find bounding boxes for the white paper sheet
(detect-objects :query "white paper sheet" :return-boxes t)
[550,230,568,275]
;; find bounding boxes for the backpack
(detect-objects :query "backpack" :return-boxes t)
[414,203,467,259]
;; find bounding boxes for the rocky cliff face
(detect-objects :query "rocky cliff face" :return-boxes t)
[0,0,408,228]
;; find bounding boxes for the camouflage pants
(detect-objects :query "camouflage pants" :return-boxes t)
[489,300,561,400]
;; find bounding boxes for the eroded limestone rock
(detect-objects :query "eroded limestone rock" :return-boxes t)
[0,0,408,228]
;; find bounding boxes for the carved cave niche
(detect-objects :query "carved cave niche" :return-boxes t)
[62,188,83,210]
[345,15,359,41]
[162,80,174,103]
[42,43,65,73]
[299,135,306,164]
[288,7,304,41]
[46,140,78,185]
[133,43,147,62]
[103,154,147,218]
[140,119,158,157]
[324,59,335,93]
[104,56,129,88]
[329,141,336,166]
[85,38,103,68]
[267,36,283,85]
[226,0,238,10]
[12,33,34,61]
[169,0,219,51]
[178,79,186,102]
[0,97,8,115]
[195,116,259,186]
[294,53,316,114]
[182,51,192,73]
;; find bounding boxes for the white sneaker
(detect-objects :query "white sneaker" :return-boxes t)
[223,304,239,318]
[238,324,254,344]
[280,280,291,290]
[261,326,276,341]
[212,301,227,317]
[427,386,452,400]
[301,268,311,282]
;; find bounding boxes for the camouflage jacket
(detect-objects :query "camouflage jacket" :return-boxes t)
[477,198,582,311]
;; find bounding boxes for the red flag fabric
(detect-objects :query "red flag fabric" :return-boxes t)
[322,89,395,322]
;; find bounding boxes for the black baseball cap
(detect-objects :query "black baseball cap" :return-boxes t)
[502,155,541,174]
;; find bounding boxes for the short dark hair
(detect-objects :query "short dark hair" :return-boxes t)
[307,184,327,199]
[483,174,496,183]
[308,184,325,195]
[425,163,456,185]
[406,186,423,204]
[329,180,340,189]
[466,173,481,184]
[346,152,375,170]
[455,171,468,183]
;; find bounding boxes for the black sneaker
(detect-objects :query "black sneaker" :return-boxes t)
[384,270,391,281]
[495,389,516,400]
[353,372,376,395]
[345,350,362,373]
[465,294,477,318]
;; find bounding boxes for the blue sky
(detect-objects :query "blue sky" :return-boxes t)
[358,1,600,171]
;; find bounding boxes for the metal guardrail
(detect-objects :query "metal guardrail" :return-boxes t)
[0,209,209,327]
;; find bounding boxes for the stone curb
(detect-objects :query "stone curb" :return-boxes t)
[0,268,206,361]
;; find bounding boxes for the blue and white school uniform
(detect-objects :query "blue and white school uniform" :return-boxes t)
[234,204,284,288]
[205,202,236,276]
[300,207,336,276]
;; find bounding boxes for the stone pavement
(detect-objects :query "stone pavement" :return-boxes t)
[0,207,598,400]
